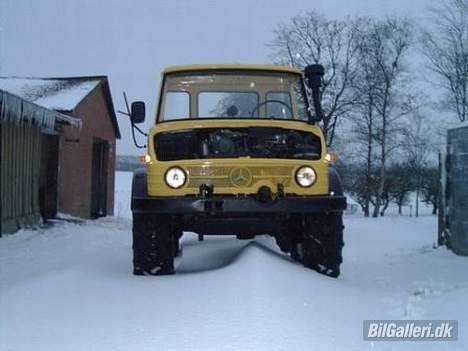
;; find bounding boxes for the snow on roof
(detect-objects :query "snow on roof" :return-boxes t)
[0,77,101,112]
[0,89,81,130]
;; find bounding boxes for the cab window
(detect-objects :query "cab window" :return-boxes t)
[198,92,259,118]
[162,92,190,120]
[266,92,292,119]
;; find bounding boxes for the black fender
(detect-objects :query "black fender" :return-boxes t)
[131,168,148,211]
[328,166,344,196]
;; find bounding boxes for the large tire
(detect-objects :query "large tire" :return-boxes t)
[302,213,344,278]
[276,216,303,261]
[275,234,291,254]
[132,213,175,275]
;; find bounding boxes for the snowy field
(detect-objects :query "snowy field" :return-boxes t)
[1,172,467,351]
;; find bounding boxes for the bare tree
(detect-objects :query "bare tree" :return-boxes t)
[347,18,381,217]
[347,107,376,217]
[346,17,415,217]
[422,0,468,122]
[335,160,377,216]
[270,12,360,145]
[387,163,413,215]
[421,166,440,215]
[362,18,415,217]
[401,113,435,217]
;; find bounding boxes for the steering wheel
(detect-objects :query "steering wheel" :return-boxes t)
[250,99,293,118]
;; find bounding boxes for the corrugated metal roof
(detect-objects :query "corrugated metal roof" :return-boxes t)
[0,77,100,112]
[0,89,81,131]
[0,76,120,139]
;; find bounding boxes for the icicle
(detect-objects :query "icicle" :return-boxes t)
[0,88,78,130]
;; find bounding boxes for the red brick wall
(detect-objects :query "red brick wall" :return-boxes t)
[58,83,117,218]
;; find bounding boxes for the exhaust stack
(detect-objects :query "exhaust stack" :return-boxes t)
[304,64,325,123]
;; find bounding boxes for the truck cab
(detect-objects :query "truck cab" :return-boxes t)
[129,64,346,277]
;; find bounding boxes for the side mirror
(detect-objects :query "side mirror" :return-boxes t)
[131,101,146,124]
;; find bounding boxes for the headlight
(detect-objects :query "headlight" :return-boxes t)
[165,167,187,189]
[295,166,317,187]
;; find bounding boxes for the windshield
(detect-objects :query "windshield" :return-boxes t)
[158,71,309,122]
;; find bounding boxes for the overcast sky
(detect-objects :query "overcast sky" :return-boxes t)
[1,0,434,155]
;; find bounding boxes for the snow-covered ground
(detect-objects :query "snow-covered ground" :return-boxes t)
[114,171,133,219]
[1,172,467,351]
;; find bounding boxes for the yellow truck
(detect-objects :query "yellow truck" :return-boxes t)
[128,64,346,277]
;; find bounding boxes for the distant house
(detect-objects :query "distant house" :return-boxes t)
[0,89,81,235]
[0,76,120,223]
[116,154,143,172]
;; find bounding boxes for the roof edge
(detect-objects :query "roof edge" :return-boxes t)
[162,64,303,75]
[0,88,81,129]
[99,78,121,139]
[0,75,109,81]
[60,77,121,139]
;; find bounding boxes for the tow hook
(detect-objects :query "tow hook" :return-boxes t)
[199,184,214,198]
[257,186,273,203]
[257,184,285,203]
[277,184,285,198]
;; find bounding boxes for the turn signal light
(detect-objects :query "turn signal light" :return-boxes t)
[139,154,151,163]
[325,152,337,162]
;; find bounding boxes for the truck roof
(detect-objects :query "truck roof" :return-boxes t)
[162,64,303,75]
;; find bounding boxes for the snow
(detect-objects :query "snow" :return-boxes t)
[1,171,467,351]
[114,171,133,219]
[0,77,100,112]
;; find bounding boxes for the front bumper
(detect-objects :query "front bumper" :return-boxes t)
[131,194,347,215]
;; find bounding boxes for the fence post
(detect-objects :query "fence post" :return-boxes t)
[438,151,447,246]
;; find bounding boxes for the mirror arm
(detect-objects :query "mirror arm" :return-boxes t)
[123,92,131,117]
[132,123,147,137]
[119,92,147,149]
[130,122,146,149]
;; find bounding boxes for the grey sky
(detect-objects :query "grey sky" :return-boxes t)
[1,0,434,155]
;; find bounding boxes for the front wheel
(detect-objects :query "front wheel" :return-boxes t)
[302,212,344,278]
[132,213,175,275]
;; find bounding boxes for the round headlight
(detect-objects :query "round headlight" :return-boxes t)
[295,166,317,187]
[165,167,187,189]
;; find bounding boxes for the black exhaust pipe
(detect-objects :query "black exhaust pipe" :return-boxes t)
[304,64,325,123]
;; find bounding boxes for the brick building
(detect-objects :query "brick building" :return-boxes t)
[0,76,120,220]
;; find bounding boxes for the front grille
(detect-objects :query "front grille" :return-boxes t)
[186,165,294,189]
[154,127,322,161]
